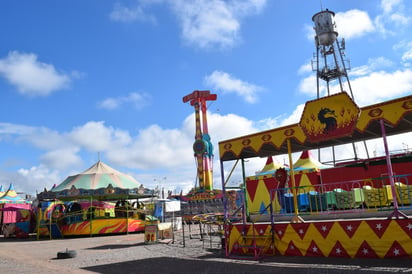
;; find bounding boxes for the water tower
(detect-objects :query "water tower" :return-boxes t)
[311,9,367,163]
[312,9,354,99]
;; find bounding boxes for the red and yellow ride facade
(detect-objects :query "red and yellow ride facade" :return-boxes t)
[219,93,412,259]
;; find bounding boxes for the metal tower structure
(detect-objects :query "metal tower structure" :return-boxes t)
[183,90,217,191]
[312,9,354,100]
[311,9,369,163]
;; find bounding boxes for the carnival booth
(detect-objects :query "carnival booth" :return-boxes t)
[36,161,154,239]
[0,184,33,238]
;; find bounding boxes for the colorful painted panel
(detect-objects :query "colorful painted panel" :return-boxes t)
[357,96,412,132]
[219,124,306,159]
[246,171,321,215]
[218,95,412,161]
[246,177,280,215]
[227,219,412,258]
[299,92,360,142]
[60,218,145,236]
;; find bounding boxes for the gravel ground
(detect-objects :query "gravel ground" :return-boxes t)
[1,229,412,274]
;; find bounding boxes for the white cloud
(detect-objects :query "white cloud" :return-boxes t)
[105,110,259,172]
[109,0,267,49]
[323,132,412,163]
[350,65,371,77]
[0,51,71,96]
[298,62,313,75]
[69,121,132,152]
[204,70,262,103]
[97,98,119,110]
[350,57,394,77]
[0,123,69,152]
[249,104,304,132]
[170,0,266,49]
[375,0,411,35]
[390,13,410,25]
[366,57,395,70]
[0,123,36,136]
[394,40,412,66]
[298,74,318,97]
[97,92,151,110]
[280,104,305,125]
[334,10,375,39]
[17,165,62,193]
[209,112,258,139]
[40,148,82,170]
[106,124,192,170]
[230,0,266,15]
[350,69,412,106]
[381,0,402,14]
[170,0,240,49]
[109,3,156,24]
[298,67,412,106]
[402,50,412,64]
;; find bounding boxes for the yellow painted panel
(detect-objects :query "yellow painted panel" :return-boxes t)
[299,92,360,142]
[219,124,307,159]
[357,97,412,132]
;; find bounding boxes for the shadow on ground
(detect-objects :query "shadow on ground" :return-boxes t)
[82,256,296,274]
[85,242,146,250]
[82,255,412,274]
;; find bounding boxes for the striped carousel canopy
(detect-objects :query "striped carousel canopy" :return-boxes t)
[52,161,142,192]
[46,161,153,200]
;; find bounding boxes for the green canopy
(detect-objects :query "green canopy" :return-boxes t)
[39,161,153,201]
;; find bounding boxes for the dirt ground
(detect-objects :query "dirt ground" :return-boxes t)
[1,231,412,274]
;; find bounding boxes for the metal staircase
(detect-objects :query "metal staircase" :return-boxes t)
[226,203,275,260]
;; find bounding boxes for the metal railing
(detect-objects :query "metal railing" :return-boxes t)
[245,173,412,219]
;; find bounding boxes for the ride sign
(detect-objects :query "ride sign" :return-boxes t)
[299,92,360,142]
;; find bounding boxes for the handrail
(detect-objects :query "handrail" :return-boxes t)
[249,173,412,221]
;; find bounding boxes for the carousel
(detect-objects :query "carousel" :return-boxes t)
[36,161,154,239]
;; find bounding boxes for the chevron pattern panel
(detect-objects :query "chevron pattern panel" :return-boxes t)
[228,219,412,258]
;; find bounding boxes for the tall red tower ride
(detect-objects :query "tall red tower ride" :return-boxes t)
[183,90,217,191]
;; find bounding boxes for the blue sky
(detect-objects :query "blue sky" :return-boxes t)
[1,0,412,196]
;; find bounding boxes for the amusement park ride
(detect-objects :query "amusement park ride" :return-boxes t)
[218,9,412,260]
[180,90,234,220]
[183,90,217,192]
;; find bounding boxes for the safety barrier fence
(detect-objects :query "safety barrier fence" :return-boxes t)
[225,173,412,259]
[249,173,412,218]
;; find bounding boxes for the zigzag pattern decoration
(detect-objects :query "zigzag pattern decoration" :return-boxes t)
[228,219,412,258]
